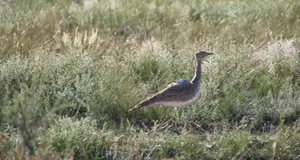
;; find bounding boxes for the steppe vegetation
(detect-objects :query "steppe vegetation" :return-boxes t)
[1,0,300,159]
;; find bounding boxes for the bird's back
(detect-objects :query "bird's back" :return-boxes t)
[132,82,199,110]
[155,83,197,102]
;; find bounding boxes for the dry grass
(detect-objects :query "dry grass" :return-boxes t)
[1,0,300,159]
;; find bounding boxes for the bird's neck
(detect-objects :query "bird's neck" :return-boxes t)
[191,59,201,85]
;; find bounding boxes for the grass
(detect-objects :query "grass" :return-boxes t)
[1,0,300,159]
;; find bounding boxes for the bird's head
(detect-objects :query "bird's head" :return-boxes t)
[196,51,213,60]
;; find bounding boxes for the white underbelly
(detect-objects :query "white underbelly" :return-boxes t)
[154,93,199,108]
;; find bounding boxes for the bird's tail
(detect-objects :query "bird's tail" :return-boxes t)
[128,98,152,112]
[128,104,142,112]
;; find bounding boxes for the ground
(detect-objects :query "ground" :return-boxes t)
[1,0,300,159]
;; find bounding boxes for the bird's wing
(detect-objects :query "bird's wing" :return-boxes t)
[154,83,195,102]
[129,82,196,111]
[177,79,191,85]
[167,82,178,87]
[167,80,191,87]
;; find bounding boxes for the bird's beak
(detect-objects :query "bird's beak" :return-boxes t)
[208,52,214,55]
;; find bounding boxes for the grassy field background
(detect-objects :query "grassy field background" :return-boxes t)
[1,0,300,159]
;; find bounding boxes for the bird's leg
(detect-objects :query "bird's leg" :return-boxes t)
[171,107,180,127]
[180,108,187,125]
[170,107,182,134]
[171,108,179,120]
[175,107,180,123]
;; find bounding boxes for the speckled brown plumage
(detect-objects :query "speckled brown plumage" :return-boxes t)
[147,82,196,102]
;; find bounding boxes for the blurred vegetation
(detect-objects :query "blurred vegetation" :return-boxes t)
[1,0,300,159]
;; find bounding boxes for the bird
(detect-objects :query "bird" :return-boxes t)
[129,51,213,112]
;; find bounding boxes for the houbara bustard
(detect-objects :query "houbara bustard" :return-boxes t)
[129,51,213,111]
